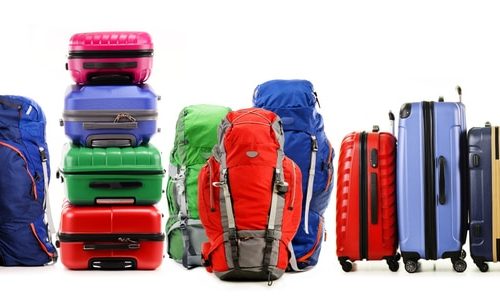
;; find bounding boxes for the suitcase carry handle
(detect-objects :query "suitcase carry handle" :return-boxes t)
[370,173,378,224]
[87,134,137,148]
[83,122,138,130]
[89,258,137,270]
[90,181,143,189]
[438,156,446,205]
[83,61,138,70]
[95,198,136,205]
[87,73,133,85]
[84,243,140,251]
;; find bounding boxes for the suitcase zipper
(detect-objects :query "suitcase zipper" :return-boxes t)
[423,101,437,260]
[57,233,165,242]
[60,170,164,175]
[359,132,368,260]
[68,49,153,59]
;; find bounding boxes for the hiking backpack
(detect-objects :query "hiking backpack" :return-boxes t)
[198,108,303,282]
[253,80,334,269]
[167,104,230,268]
[0,95,57,266]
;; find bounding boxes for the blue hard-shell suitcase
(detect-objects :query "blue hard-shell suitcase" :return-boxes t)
[62,85,159,147]
[469,123,497,272]
[397,91,468,273]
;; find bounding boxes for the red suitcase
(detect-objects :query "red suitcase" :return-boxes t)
[57,204,164,270]
[67,31,153,85]
[336,114,399,272]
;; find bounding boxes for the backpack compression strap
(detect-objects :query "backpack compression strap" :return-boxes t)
[169,164,200,268]
[263,118,288,279]
[303,135,318,234]
[40,147,57,263]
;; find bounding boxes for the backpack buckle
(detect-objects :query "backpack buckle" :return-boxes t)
[276,181,289,195]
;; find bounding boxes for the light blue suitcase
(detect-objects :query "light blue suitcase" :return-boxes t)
[397,89,468,273]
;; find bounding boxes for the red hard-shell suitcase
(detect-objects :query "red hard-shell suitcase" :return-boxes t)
[67,31,153,85]
[57,204,164,270]
[336,115,399,272]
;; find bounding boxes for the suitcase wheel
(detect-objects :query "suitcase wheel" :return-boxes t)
[339,259,353,272]
[452,259,467,273]
[475,262,489,272]
[404,260,418,273]
[386,254,400,272]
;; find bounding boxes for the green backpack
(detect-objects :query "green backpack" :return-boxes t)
[166,104,230,268]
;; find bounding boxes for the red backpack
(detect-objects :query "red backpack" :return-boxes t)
[198,108,302,283]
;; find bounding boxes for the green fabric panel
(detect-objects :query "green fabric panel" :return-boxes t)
[62,144,162,173]
[171,104,231,166]
[167,104,230,219]
[166,218,183,261]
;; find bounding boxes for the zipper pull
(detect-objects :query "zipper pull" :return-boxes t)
[39,147,47,162]
[311,135,318,152]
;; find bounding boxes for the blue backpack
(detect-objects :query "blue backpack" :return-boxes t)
[0,96,57,266]
[253,80,334,270]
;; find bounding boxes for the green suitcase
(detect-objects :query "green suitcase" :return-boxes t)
[166,104,230,268]
[60,144,164,205]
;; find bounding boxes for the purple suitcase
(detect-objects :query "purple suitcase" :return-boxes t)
[62,85,159,147]
[397,89,468,273]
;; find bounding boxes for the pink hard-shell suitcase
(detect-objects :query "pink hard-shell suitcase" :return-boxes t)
[67,32,153,85]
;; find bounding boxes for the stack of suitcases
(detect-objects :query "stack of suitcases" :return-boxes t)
[56,32,165,270]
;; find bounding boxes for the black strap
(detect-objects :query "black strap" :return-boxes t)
[228,228,240,269]
[262,229,275,271]
[438,156,446,205]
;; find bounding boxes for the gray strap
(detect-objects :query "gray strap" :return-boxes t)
[303,135,318,234]
[214,168,239,269]
[220,170,236,229]
[40,147,55,235]
[170,164,197,268]
[287,242,304,272]
[173,165,188,218]
[263,119,288,271]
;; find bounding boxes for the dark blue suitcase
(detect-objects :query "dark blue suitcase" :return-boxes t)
[62,85,159,147]
[397,91,468,273]
[469,123,497,272]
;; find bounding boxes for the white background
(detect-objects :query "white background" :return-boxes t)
[1,0,500,294]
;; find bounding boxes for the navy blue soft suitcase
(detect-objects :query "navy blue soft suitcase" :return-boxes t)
[62,85,159,148]
[469,123,498,272]
[397,88,468,273]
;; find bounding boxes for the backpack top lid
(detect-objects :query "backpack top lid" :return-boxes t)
[171,104,230,165]
[0,95,46,124]
[253,79,317,108]
[214,108,284,167]
[0,95,47,144]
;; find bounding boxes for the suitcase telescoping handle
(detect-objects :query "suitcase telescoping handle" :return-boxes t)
[389,111,395,135]
[438,156,446,205]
